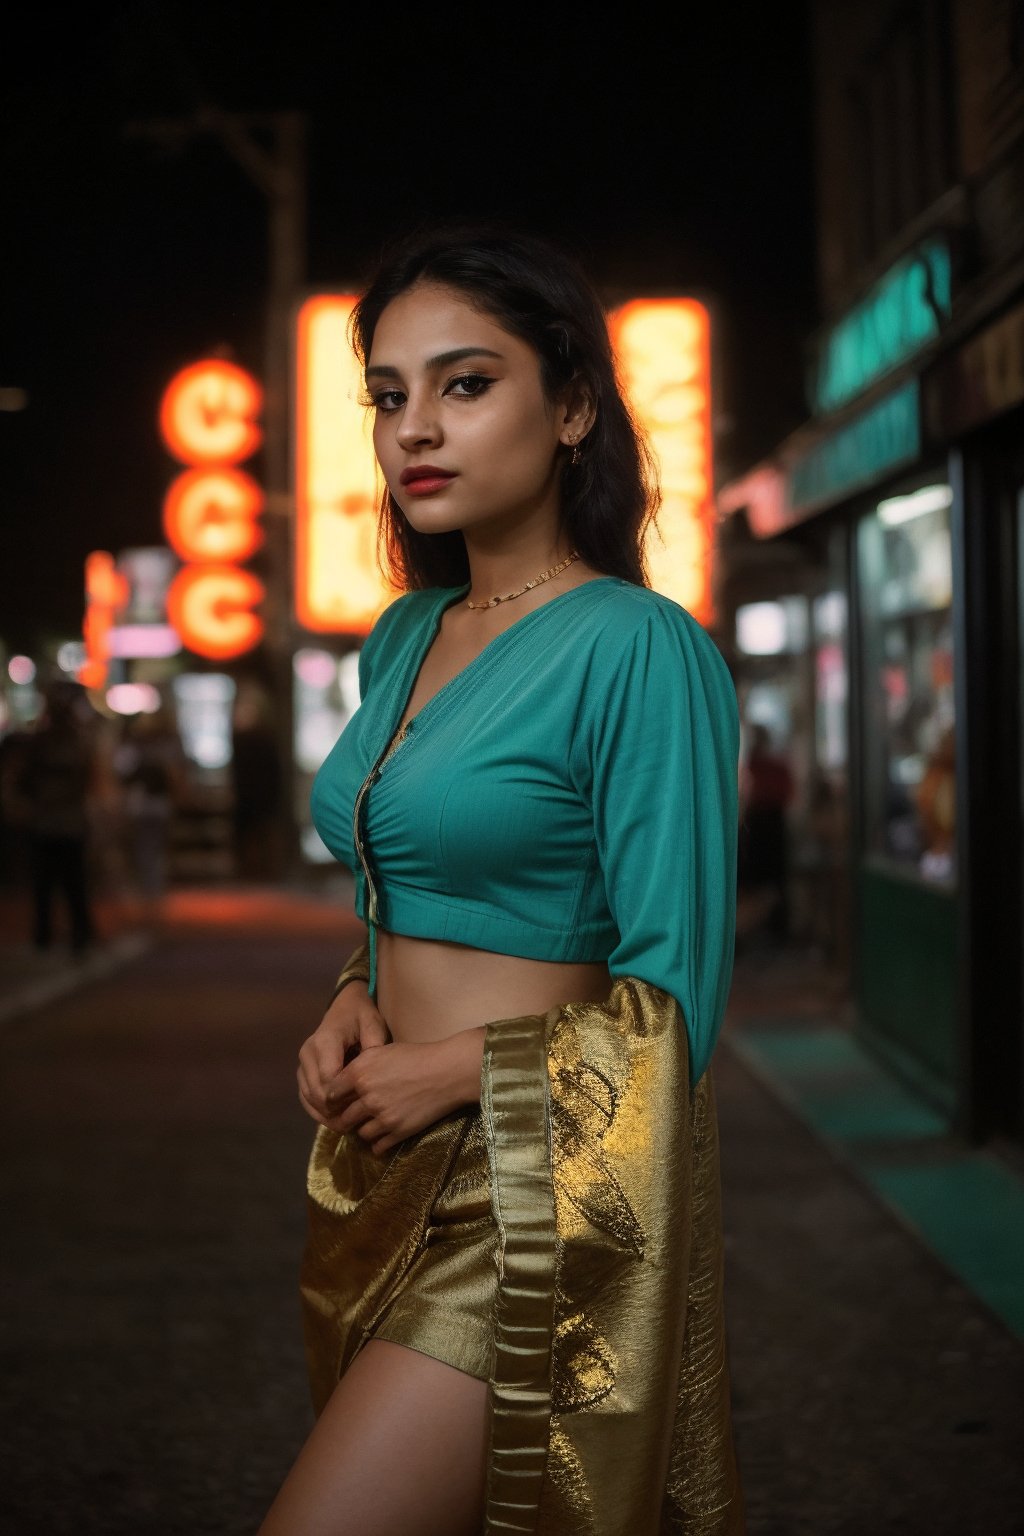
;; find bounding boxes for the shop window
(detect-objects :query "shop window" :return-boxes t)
[859,483,956,885]
[735,595,810,800]
[735,597,808,657]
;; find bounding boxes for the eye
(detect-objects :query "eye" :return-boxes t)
[444,373,494,399]
[365,387,406,414]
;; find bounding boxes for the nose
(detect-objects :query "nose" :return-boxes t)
[395,391,442,450]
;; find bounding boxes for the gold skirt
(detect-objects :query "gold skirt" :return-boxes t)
[300,950,747,1535]
[303,1106,497,1385]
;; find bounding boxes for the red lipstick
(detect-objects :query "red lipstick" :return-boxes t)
[400,464,457,495]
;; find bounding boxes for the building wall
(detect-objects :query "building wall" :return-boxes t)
[812,0,956,316]
[812,0,1024,321]
[953,0,1024,178]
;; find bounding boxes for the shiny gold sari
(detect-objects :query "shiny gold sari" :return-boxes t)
[301,942,746,1534]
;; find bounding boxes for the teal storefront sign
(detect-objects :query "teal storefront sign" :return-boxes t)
[808,240,951,415]
[788,380,921,515]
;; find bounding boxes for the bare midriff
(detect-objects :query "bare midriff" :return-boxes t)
[375,928,613,1044]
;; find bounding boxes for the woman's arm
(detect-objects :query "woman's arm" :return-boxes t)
[575,603,740,1089]
[297,941,387,1124]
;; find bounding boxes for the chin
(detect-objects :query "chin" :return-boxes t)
[396,502,467,535]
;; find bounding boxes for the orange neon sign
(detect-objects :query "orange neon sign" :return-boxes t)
[166,566,266,661]
[608,299,714,625]
[160,359,265,659]
[294,294,714,634]
[163,467,265,563]
[160,359,263,465]
[79,551,130,690]
[295,296,396,634]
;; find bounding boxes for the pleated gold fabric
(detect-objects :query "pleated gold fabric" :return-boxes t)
[301,942,746,1534]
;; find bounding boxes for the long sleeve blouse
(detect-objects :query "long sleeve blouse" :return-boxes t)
[311,575,739,1087]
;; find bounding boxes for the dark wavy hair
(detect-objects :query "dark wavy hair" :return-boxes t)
[348,222,659,592]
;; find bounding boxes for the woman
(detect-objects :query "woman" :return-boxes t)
[260,226,745,1535]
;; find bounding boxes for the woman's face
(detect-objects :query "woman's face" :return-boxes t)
[366,280,572,539]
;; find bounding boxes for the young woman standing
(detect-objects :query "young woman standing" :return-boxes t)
[260,226,745,1535]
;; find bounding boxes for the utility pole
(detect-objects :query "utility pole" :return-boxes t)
[127,108,307,878]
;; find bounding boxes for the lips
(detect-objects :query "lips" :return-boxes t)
[400,464,457,489]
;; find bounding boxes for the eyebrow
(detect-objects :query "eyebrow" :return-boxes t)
[365,347,504,379]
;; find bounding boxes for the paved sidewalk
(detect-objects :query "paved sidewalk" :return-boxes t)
[724,935,1024,1344]
[0,875,353,1028]
[0,886,158,1024]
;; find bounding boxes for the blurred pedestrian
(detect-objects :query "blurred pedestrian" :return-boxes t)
[914,721,956,882]
[16,681,99,956]
[113,705,186,923]
[739,721,796,942]
[0,724,35,888]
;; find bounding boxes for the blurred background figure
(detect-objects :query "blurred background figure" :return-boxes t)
[86,711,135,913]
[13,681,99,957]
[914,721,956,884]
[230,681,285,882]
[113,704,187,925]
[738,721,796,944]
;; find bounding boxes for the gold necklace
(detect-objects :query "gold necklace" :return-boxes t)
[466,550,581,609]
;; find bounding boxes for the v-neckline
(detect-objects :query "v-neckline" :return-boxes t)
[388,575,621,743]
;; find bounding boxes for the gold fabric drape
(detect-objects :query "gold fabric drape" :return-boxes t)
[301,942,746,1534]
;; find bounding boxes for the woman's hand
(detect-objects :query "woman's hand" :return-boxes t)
[297,980,390,1127]
[315,1027,487,1157]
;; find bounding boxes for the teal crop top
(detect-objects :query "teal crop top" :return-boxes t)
[310,575,739,1086]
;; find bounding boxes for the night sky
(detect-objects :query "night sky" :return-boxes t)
[2,1,818,655]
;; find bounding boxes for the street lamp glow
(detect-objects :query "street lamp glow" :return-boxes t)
[57,641,87,675]
[106,682,162,715]
[8,655,36,685]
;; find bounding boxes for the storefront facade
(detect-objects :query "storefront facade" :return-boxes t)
[715,0,1024,1150]
[717,265,1024,1147]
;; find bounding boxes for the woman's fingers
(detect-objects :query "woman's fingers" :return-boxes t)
[326,1095,375,1136]
[298,1091,326,1127]
[359,1014,390,1049]
[297,1054,348,1119]
[296,1008,393,1145]
[350,1115,395,1155]
[298,1026,356,1110]
[298,1071,356,1128]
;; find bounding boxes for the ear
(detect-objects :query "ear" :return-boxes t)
[558,382,597,449]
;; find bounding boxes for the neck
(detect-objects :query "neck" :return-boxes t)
[462,531,577,606]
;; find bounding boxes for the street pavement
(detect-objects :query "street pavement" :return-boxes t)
[1,882,1022,1535]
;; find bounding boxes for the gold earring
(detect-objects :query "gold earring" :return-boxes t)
[570,434,582,466]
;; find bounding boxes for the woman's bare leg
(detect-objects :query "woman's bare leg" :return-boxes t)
[258,1339,489,1536]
